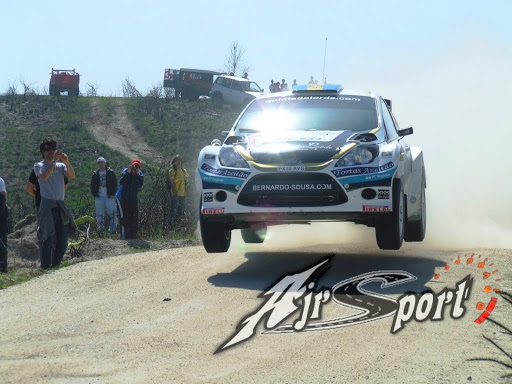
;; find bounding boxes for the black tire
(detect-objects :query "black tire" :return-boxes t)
[212,93,222,107]
[241,223,267,243]
[375,179,405,250]
[200,214,231,253]
[405,174,426,242]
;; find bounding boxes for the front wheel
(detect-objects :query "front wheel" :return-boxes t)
[241,223,267,243]
[200,214,231,253]
[375,180,405,250]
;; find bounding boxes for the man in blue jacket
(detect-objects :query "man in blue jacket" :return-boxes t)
[90,157,118,233]
[118,159,143,239]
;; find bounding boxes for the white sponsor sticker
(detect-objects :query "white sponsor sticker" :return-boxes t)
[202,208,225,214]
[363,205,390,212]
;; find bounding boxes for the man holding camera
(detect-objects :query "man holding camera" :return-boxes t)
[34,137,76,269]
[118,159,144,239]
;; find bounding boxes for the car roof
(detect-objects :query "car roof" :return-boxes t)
[257,88,379,100]
[180,68,221,75]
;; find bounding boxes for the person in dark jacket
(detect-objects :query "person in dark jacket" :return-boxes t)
[90,157,118,233]
[0,177,8,273]
[118,159,143,239]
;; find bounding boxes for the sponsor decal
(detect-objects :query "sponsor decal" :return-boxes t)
[201,163,250,179]
[381,150,393,157]
[201,207,225,215]
[332,162,394,178]
[204,154,216,160]
[252,183,333,192]
[216,256,499,353]
[277,166,306,172]
[363,205,390,212]
[378,189,390,199]
[203,192,213,202]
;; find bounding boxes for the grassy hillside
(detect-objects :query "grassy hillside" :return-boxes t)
[0,94,238,231]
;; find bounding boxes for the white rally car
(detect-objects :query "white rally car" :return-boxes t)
[197,84,426,253]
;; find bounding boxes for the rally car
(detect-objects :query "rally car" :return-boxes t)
[197,84,426,253]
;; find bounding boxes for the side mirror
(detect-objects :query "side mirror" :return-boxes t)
[221,131,230,138]
[397,127,413,136]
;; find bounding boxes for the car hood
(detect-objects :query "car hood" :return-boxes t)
[246,91,265,98]
[243,130,355,164]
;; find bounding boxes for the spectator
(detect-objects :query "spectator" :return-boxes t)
[0,176,8,273]
[168,155,189,228]
[90,157,118,233]
[275,81,281,92]
[229,72,235,76]
[26,169,68,215]
[269,80,275,93]
[308,76,315,84]
[242,72,249,79]
[34,137,76,269]
[292,79,297,88]
[281,79,289,91]
[118,159,144,239]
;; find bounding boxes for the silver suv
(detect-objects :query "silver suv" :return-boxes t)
[210,75,264,108]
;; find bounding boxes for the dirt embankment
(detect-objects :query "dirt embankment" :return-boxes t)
[88,99,163,163]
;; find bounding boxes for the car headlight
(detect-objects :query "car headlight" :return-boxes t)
[335,146,375,167]
[219,147,249,168]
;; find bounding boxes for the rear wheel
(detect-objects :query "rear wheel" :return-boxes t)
[375,180,405,250]
[405,175,426,241]
[200,213,231,253]
[241,223,267,243]
[212,93,222,107]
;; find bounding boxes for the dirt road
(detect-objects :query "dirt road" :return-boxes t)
[1,226,510,383]
[88,99,163,163]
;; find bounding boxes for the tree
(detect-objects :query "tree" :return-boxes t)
[224,41,250,77]
[122,76,142,97]
[86,82,99,97]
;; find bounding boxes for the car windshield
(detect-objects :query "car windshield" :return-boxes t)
[241,82,262,92]
[236,95,378,132]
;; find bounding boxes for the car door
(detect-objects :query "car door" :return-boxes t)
[230,80,245,106]
[220,78,233,104]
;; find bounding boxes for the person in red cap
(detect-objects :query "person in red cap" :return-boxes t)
[118,159,144,239]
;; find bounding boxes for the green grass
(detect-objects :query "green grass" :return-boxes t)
[0,261,73,290]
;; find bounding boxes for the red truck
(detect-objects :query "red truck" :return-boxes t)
[49,68,80,96]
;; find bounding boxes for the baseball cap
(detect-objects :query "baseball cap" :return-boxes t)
[131,158,141,166]
[97,157,106,163]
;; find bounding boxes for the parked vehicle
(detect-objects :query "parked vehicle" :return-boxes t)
[163,68,220,100]
[197,84,426,253]
[49,68,80,96]
[210,75,264,108]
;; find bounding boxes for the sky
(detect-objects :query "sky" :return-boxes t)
[1,0,512,248]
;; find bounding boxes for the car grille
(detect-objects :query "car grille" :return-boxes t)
[237,173,347,207]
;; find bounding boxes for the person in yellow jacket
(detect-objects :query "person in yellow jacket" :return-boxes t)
[168,155,189,228]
